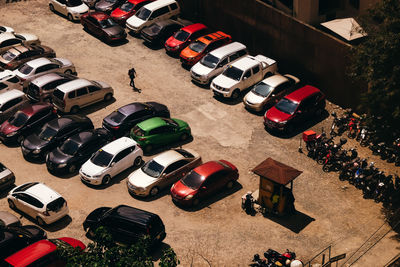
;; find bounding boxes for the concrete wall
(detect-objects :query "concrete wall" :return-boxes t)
[179,0,366,108]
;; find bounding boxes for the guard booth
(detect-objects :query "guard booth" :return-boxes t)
[252,158,302,216]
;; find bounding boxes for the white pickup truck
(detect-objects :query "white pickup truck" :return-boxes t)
[210,55,277,99]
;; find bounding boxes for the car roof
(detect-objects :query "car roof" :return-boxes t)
[90,11,110,21]
[56,78,93,93]
[285,85,321,103]
[31,72,69,86]
[118,102,149,116]
[197,31,230,45]
[181,23,207,34]
[19,102,53,117]
[137,117,167,131]
[261,74,289,87]
[231,55,261,70]
[68,130,96,145]
[194,161,226,177]
[102,137,137,155]
[4,239,57,266]
[0,89,25,105]
[109,205,160,226]
[209,41,246,58]
[47,115,91,130]
[23,182,62,204]
[151,149,187,166]
[24,57,53,68]
[0,70,16,81]
[143,0,177,11]
[0,32,17,42]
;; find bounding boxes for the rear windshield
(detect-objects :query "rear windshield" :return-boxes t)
[2,51,17,61]
[131,125,145,137]
[108,111,127,124]
[66,0,82,7]
[52,89,65,100]
[99,19,119,29]
[173,30,190,42]
[15,182,39,192]
[147,24,162,34]
[175,149,194,158]
[47,197,66,211]
[8,111,29,127]
[136,7,151,20]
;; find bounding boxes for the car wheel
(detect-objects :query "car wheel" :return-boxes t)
[150,186,159,197]
[64,69,72,75]
[70,105,79,114]
[16,135,24,144]
[133,156,142,167]
[226,180,234,189]
[68,164,76,173]
[231,89,240,100]
[192,198,200,206]
[8,199,16,209]
[37,217,46,226]
[102,175,111,185]
[104,93,113,102]
[180,133,188,141]
[49,4,55,11]
[144,144,152,154]
[67,13,74,21]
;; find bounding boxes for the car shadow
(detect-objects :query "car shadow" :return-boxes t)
[180,63,192,71]
[57,97,116,117]
[22,155,45,164]
[150,242,172,262]
[143,135,194,156]
[0,184,15,199]
[165,51,180,58]
[191,80,210,90]
[50,169,77,179]
[127,31,142,39]
[143,41,164,50]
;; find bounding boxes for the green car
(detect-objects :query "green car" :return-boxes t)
[130,117,191,153]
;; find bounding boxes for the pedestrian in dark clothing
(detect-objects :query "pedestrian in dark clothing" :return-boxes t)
[128,67,140,92]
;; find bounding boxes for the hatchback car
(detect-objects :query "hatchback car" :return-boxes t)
[102,101,170,138]
[263,85,326,132]
[243,74,300,112]
[0,70,21,93]
[0,89,30,124]
[0,211,20,228]
[21,115,94,161]
[81,12,127,43]
[13,57,76,88]
[83,205,165,245]
[79,137,143,186]
[0,26,14,34]
[0,103,57,145]
[165,23,208,55]
[0,44,55,71]
[130,117,191,153]
[141,19,188,45]
[180,31,232,66]
[7,182,69,226]
[0,225,47,260]
[49,0,89,21]
[111,0,154,26]
[46,128,111,174]
[127,148,201,197]
[95,0,125,13]
[0,32,40,53]
[3,237,85,266]
[170,160,239,207]
[0,163,15,191]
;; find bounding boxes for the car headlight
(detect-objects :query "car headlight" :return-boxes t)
[6,132,17,137]
[92,174,103,178]
[184,195,193,200]
[33,149,41,154]
[278,120,287,125]
[58,163,67,168]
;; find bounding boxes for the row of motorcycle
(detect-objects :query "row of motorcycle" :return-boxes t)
[250,249,303,267]
[300,128,400,206]
[330,110,400,166]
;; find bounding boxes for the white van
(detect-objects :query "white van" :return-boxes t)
[126,0,180,34]
[190,42,248,85]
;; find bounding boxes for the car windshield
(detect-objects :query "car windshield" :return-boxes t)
[222,66,243,81]
[38,125,57,141]
[173,30,190,42]
[162,118,178,127]
[141,159,164,178]
[91,149,113,167]
[8,111,28,127]
[2,50,17,61]
[120,2,134,12]
[18,64,33,75]
[200,53,219,69]
[66,0,82,7]
[99,19,119,28]
[148,24,162,34]
[60,139,80,155]
[188,41,206,53]
[136,7,151,20]
[181,170,204,190]
[108,111,127,124]
[252,82,274,97]
[275,98,298,115]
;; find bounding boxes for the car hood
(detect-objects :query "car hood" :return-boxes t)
[146,102,168,114]
[81,159,108,176]
[103,26,125,36]
[111,8,128,18]
[23,134,49,150]
[54,58,73,67]
[191,62,213,76]
[93,80,111,89]
[0,120,19,135]
[126,15,146,28]
[173,118,188,129]
[47,148,72,164]
[244,91,266,105]
[0,212,20,227]
[265,106,292,122]
[171,180,196,197]
[17,33,39,42]
[84,207,111,226]
[69,4,89,13]
[212,74,238,89]
[128,168,158,188]
[180,47,198,59]
[165,37,183,48]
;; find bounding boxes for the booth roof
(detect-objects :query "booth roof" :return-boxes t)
[252,158,302,185]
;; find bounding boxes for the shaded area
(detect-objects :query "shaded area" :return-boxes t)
[264,209,315,234]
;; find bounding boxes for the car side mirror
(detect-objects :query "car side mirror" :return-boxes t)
[271,94,275,97]
[161,173,166,178]
[111,162,116,167]
[201,186,206,190]
[296,110,302,114]
[243,77,248,80]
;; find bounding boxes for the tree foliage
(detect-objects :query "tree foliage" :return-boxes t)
[57,227,179,267]
[350,0,400,137]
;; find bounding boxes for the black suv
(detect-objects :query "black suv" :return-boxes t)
[102,102,170,138]
[83,205,166,246]
[46,128,112,174]
[21,115,94,161]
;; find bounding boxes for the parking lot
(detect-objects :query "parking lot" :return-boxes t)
[1,1,400,266]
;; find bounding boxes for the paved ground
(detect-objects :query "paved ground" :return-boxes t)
[1,1,400,266]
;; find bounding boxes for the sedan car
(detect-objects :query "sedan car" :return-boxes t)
[102,101,170,138]
[21,115,94,161]
[170,160,239,207]
[110,0,154,26]
[0,103,57,145]
[79,137,143,186]
[0,44,56,70]
[13,57,76,88]
[0,211,20,228]
[141,19,188,46]
[49,0,89,21]
[0,89,30,124]
[165,23,208,55]
[130,117,191,153]
[0,70,21,93]
[7,182,69,226]
[95,0,125,13]
[0,32,40,53]
[127,148,202,197]
[81,12,127,43]
[243,74,300,112]
[46,128,111,174]
[0,163,15,191]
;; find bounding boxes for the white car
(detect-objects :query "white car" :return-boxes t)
[243,74,300,112]
[80,137,143,186]
[7,182,69,226]
[127,148,202,197]
[0,32,40,53]
[0,26,14,34]
[13,57,76,88]
[0,70,22,93]
[210,55,278,99]
[49,0,89,21]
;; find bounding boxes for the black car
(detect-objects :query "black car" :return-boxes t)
[0,225,47,259]
[21,115,94,161]
[102,102,170,138]
[83,205,166,246]
[141,19,187,45]
[46,128,111,174]
[95,0,125,13]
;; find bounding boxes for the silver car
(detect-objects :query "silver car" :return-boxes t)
[0,163,15,191]
[0,211,20,228]
[0,70,22,93]
[0,32,40,53]
[0,89,30,123]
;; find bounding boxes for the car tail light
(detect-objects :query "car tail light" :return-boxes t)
[139,137,146,141]
[146,227,150,234]
[52,108,57,114]
[43,210,50,216]
[111,126,120,130]
[137,144,142,149]
[63,99,66,107]
[7,63,13,68]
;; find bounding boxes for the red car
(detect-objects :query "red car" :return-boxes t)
[165,23,208,55]
[0,102,57,145]
[4,237,85,267]
[263,85,326,132]
[170,160,239,207]
[81,12,127,43]
[110,0,154,26]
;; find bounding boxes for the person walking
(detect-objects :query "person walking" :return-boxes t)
[128,67,140,92]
